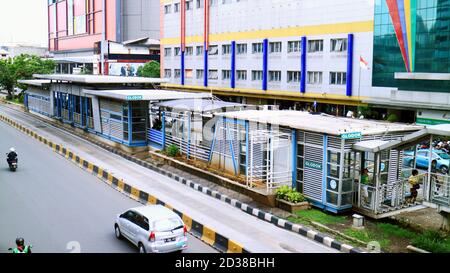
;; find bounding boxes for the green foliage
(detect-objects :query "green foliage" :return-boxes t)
[275,185,305,203]
[376,223,415,239]
[344,228,391,249]
[411,230,450,253]
[294,209,346,225]
[0,54,55,98]
[387,113,399,123]
[166,144,179,157]
[137,61,160,78]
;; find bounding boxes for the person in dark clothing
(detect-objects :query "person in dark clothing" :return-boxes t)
[6,147,17,166]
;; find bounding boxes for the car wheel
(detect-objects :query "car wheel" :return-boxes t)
[441,166,448,174]
[114,225,123,239]
[138,243,147,253]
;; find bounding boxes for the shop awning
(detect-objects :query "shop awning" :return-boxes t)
[82,89,212,101]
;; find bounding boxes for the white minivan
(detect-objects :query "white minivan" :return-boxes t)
[114,205,188,253]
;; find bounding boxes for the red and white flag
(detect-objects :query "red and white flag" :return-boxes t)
[360,56,369,70]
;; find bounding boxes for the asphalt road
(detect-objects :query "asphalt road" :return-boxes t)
[0,120,216,253]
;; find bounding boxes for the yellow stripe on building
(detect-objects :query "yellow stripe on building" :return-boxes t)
[161,21,374,45]
[404,0,413,70]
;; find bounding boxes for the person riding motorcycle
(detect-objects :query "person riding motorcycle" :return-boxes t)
[6,147,18,167]
[11,238,32,253]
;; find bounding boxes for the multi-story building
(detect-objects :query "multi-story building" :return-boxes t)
[161,0,450,124]
[0,43,50,58]
[47,0,160,75]
[161,0,374,116]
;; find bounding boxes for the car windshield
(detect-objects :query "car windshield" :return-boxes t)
[153,217,183,232]
[437,152,450,160]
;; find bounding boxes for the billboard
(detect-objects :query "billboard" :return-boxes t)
[108,63,145,77]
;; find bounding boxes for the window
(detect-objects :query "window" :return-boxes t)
[208,70,218,80]
[307,71,322,84]
[186,0,193,10]
[308,40,323,53]
[164,48,172,57]
[237,70,247,81]
[196,0,204,8]
[196,45,203,55]
[164,69,172,78]
[330,38,348,52]
[185,69,193,78]
[269,42,282,53]
[222,44,231,55]
[252,70,263,81]
[196,69,204,79]
[185,46,193,56]
[288,41,301,53]
[287,71,301,83]
[252,43,263,54]
[174,47,181,56]
[209,0,217,6]
[164,4,172,14]
[330,72,347,85]
[174,69,181,78]
[174,3,180,12]
[269,71,281,82]
[237,44,247,55]
[222,70,231,80]
[208,45,218,55]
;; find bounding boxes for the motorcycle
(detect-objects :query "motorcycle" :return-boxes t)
[6,153,18,172]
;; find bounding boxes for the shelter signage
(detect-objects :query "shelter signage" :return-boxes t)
[305,160,323,171]
[341,132,362,140]
[126,95,143,101]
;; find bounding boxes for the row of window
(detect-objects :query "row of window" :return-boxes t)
[164,38,347,57]
[164,0,247,14]
[164,69,347,85]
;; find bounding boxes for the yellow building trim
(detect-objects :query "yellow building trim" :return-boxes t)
[161,21,373,45]
[163,84,369,107]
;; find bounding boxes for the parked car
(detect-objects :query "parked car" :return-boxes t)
[403,149,450,174]
[114,205,188,253]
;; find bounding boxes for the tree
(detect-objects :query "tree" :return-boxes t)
[0,54,55,99]
[137,61,160,78]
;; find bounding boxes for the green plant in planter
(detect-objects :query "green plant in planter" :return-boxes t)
[276,185,291,200]
[276,185,305,204]
[166,144,179,157]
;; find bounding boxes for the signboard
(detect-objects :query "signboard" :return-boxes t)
[305,160,323,171]
[126,95,143,101]
[341,132,362,140]
[108,63,145,77]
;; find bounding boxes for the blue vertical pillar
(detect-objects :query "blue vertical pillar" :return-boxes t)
[80,97,85,126]
[128,103,132,144]
[24,93,28,110]
[292,129,297,189]
[204,44,208,87]
[245,120,249,177]
[57,92,61,118]
[162,111,166,149]
[84,97,89,127]
[301,36,307,93]
[346,33,354,97]
[322,135,328,205]
[231,41,236,89]
[181,50,185,85]
[262,38,268,91]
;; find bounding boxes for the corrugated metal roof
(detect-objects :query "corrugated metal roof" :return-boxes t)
[83,89,211,101]
[33,74,169,84]
[155,98,243,112]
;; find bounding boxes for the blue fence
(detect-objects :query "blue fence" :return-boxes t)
[149,129,164,146]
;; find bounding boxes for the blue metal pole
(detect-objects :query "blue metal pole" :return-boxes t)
[231,41,236,89]
[162,111,166,150]
[204,44,208,87]
[301,36,307,93]
[245,120,249,177]
[346,33,354,97]
[292,129,297,189]
[262,38,268,91]
[181,50,185,85]
[80,96,84,126]
[322,135,328,205]
[128,103,132,144]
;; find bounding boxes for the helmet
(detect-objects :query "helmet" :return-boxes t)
[10,147,15,152]
[16,237,24,247]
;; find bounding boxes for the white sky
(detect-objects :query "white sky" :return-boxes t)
[0,0,48,47]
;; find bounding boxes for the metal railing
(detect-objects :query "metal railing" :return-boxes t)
[87,117,94,129]
[73,113,81,125]
[165,135,211,162]
[429,173,450,207]
[61,109,69,121]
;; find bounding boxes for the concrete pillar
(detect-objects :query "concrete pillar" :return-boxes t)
[439,211,450,232]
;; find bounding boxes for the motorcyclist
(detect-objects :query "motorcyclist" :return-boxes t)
[6,147,17,167]
[11,238,32,253]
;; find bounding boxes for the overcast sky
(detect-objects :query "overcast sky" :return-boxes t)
[0,0,47,47]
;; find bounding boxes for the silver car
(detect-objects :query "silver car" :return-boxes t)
[114,205,188,253]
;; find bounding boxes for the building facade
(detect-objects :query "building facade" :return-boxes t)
[161,0,450,124]
[161,0,375,113]
[47,0,160,75]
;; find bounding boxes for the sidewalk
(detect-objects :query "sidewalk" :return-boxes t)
[0,104,339,253]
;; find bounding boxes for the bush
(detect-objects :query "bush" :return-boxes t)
[411,230,450,253]
[387,113,399,123]
[166,144,179,157]
[276,185,305,203]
